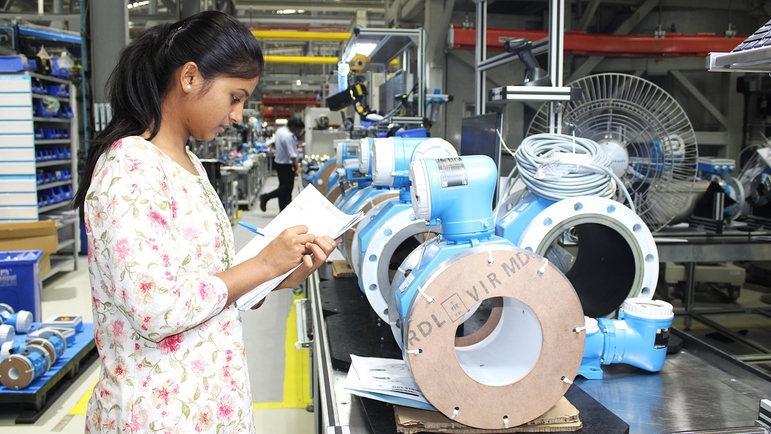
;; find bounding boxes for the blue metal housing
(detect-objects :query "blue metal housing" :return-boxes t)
[579,303,673,379]
[410,156,498,243]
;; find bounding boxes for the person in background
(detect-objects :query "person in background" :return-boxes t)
[260,118,304,211]
[73,11,337,434]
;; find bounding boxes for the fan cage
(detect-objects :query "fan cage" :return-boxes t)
[527,73,698,231]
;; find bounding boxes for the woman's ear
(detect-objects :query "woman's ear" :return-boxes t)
[179,61,199,94]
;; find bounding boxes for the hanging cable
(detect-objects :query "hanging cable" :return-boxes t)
[515,133,635,213]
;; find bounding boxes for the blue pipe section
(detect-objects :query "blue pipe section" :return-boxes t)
[495,192,555,246]
[392,156,514,346]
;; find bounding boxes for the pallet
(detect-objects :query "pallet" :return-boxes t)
[0,322,96,423]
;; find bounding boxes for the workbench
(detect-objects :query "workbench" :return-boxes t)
[307,261,771,434]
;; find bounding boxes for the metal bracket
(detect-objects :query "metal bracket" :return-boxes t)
[489,86,582,102]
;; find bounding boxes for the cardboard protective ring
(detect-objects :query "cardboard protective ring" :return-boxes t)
[314,161,338,196]
[27,338,57,364]
[404,248,585,429]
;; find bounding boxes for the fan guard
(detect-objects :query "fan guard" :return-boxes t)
[527,73,698,231]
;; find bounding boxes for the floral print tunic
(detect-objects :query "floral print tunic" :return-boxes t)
[84,136,253,433]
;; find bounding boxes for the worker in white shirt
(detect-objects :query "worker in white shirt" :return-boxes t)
[260,118,304,211]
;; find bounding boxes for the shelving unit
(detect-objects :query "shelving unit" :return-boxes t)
[0,71,79,280]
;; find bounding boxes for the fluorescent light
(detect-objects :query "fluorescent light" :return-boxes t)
[345,42,377,62]
[275,118,288,125]
[276,9,298,14]
[127,1,149,9]
[296,79,302,86]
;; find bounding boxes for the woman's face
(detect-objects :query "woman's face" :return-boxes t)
[185,75,259,141]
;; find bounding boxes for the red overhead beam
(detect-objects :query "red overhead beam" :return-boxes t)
[450,25,746,57]
[262,96,320,106]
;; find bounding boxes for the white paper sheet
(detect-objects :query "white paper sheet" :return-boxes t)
[345,355,436,411]
[233,185,363,310]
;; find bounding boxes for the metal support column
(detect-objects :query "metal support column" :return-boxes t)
[547,0,565,133]
[89,0,128,104]
[474,0,486,115]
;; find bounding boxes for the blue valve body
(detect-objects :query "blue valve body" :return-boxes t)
[579,310,673,379]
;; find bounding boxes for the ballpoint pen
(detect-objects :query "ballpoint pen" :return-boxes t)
[237,221,270,237]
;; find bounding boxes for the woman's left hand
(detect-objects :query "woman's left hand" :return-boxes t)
[278,235,339,289]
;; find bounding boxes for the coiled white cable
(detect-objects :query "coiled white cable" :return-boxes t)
[515,133,635,213]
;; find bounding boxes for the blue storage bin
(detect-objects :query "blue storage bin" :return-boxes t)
[51,186,64,203]
[46,84,69,98]
[57,104,73,119]
[31,79,46,94]
[37,189,50,206]
[50,57,70,79]
[0,250,43,322]
[62,184,73,199]
[33,99,58,118]
[0,55,29,73]
[34,128,44,140]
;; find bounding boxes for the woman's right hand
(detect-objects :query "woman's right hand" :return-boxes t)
[255,225,316,276]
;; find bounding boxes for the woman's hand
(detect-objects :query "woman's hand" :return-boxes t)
[278,235,339,289]
[254,225,316,276]
[220,228,337,305]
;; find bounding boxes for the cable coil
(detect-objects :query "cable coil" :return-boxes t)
[515,133,635,212]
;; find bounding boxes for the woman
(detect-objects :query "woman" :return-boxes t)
[74,11,336,433]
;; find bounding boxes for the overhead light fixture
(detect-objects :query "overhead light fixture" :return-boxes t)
[275,118,288,125]
[127,1,149,9]
[296,79,302,86]
[345,42,377,62]
[276,9,304,14]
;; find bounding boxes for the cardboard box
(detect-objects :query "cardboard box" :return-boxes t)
[0,220,58,254]
[395,397,581,433]
[40,253,51,278]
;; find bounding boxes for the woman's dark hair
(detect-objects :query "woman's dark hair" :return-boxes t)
[74,10,264,209]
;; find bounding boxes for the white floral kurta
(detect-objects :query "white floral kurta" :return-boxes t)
[84,136,253,433]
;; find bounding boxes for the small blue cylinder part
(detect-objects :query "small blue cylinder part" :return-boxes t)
[0,310,33,334]
[28,333,66,364]
[0,343,50,389]
[0,324,14,344]
[0,340,23,360]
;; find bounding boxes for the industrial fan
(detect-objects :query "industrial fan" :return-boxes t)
[527,73,699,231]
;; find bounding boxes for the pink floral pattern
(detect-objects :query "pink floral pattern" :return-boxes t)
[84,137,253,433]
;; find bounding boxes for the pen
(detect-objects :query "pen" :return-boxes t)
[237,221,269,237]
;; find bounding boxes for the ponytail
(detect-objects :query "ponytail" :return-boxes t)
[74,11,264,210]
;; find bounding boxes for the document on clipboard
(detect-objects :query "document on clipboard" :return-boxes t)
[233,184,363,310]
